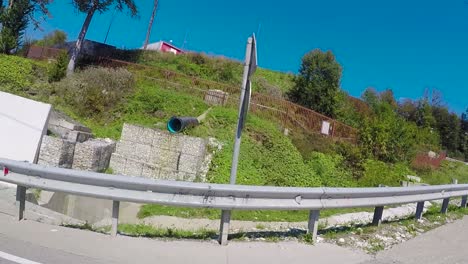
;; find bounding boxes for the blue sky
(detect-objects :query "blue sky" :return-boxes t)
[26,0,468,114]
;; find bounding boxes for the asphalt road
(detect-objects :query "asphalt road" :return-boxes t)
[0,211,370,264]
[1,199,468,264]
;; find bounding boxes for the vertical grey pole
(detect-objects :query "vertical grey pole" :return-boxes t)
[372,206,384,226]
[307,210,320,243]
[415,201,425,220]
[441,198,450,214]
[461,195,467,208]
[219,210,231,246]
[441,179,457,214]
[15,186,26,221]
[111,200,120,237]
[219,37,253,246]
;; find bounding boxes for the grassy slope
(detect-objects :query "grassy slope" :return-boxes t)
[1,54,467,222]
[131,51,294,94]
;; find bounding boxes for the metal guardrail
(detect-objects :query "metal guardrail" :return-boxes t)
[0,158,467,245]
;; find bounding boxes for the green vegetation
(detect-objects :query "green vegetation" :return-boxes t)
[34,30,67,47]
[47,50,68,82]
[118,224,216,240]
[287,49,342,118]
[114,50,294,95]
[1,52,466,223]
[0,54,34,92]
[138,204,373,222]
[418,161,468,185]
[0,0,51,54]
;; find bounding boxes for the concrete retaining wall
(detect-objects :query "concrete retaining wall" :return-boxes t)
[109,124,208,181]
[38,136,115,172]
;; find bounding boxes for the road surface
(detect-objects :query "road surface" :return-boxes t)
[0,194,467,263]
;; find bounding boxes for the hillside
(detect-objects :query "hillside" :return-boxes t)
[1,53,467,222]
[102,49,295,96]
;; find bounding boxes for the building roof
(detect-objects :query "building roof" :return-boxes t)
[142,41,183,52]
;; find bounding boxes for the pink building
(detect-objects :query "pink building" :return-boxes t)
[143,41,184,54]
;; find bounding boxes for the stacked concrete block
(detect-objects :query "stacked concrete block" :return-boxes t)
[38,135,75,168]
[48,110,92,143]
[72,138,116,172]
[204,89,229,106]
[109,124,208,182]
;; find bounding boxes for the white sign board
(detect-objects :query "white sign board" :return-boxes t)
[0,92,51,163]
[321,121,331,135]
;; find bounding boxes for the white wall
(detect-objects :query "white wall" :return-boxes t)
[0,92,51,163]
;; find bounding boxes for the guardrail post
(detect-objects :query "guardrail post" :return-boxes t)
[441,198,450,214]
[461,195,467,208]
[15,185,26,221]
[111,201,120,237]
[415,201,425,220]
[372,206,384,226]
[441,179,458,214]
[219,210,231,245]
[307,210,320,243]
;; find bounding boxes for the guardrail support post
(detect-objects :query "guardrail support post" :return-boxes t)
[415,201,425,220]
[111,201,120,237]
[15,185,26,221]
[307,210,320,243]
[372,206,384,226]
[461,196,467,208]
[441,179,458,214]
[441,198,450,214]
[219,210,231,245]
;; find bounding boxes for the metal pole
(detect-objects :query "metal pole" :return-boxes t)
[16,185,26,221]
[111,200,120,237]
[372,206,384,226]
[219,37,253,246]
[229,36,253,185]
[415,201,425,220]
[307,210,320,243]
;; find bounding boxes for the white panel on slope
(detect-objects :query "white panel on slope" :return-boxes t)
[0,92,51,163]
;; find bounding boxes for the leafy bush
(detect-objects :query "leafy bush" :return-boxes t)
[359,103,418,163]
[54,67,135,119]
[418,161,468,185]
[0,54,33,92]
[359,160,413,187]
[334,142,366,179]
[307,152,356,187]
[48,50,68,82]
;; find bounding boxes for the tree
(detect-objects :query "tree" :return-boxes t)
[415,98,435,128]
[362,87,380,112]
[380,89,397,109]
[0,0,51,54]
[432,106,460,154]
[143,0,158,50]
[67,0,138,76]
[398,99,418,122]
[0,0,32,53]
[287,49,342,118]
[35,30,67,47]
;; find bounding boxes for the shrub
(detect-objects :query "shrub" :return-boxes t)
[359,160,413,187]
[0,54,33,92]
[334,142,366,179]
[307,152,356,187]
[54,67,135,118]
[48,51,68,82]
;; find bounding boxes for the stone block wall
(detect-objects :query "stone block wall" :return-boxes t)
[72,139,116,172]
[38,136,115,172]
[38,136,75,168]
[109,124,208,181]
